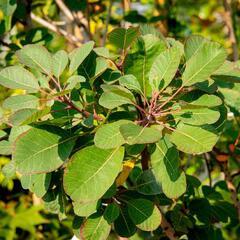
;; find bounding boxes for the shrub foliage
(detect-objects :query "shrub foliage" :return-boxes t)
[0,27,239,239]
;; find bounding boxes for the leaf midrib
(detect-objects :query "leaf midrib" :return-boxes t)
[183,47,224,85]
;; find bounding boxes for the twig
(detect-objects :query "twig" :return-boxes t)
[62,97,103,121]
[141,146,150,170]
[55,0,74,21]
[203,153,212,186]
[223,0,239,61]
[30,12,82,46]
[102,0,114,46]
[222,163,240,222]
[86,0,92,39]
[156,204,179,240]
[0,40,10,48]
[157,85,184,110]
[55,0,90,41]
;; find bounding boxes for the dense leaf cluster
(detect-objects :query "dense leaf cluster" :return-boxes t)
[0,27,239,239]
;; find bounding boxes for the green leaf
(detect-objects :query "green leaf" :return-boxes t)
[0,129,7,139]
[9,125,31,143]
[104,203,120,223]
[167,37,184,54]
[0,140,12,155]
[149,46,182,90]
[114,208,137,237]
[2,160,16,179]
[184,35,207,61]
[120,123,161,145]
[78,53,108,85]
[52,50,69,78]
[0,0,17,32]
[64,146,124,202]
[94,47,110,58]
[170,210,193,233]
[73,199,100,217]
[80,213,111,240]
[212,60,240,83]
[135,169,162,195]
[9,107,50,126]
[119,74,142,94]
[124,34,166,96]
[99,85,136,109]
[69,41,94,74]
[65,75,85,90]
[108,27,139,50]
[14,126,76,174]
[3,95,39,111]
[0,66,39,92]
[127,198,161,231]
[16,44,53,75]
[151,137,186,198]
[94,120,131,149]
[182,41,227,86]
[43,186,67,220]
[0,0,17,16]
[180,93,222,107]
[169,123,219,154]
[195,78,218,93]
[173,106,220,125]
[20,173,51,198]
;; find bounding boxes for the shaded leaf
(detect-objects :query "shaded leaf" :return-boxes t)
[151,136,186,198]
[135,169,162,195]
[69,41,94,74]
[104,203,120,223]
[114,207,137,237]
[127,198,161,231]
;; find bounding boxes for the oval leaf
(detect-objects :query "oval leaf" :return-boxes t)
[52,50,69,78]
[94,120,130,149]
[151,137,186,198]
[169,123,219,154]
[149,46,182,90]
[127,198,161,231]
[64,146,124,202]
[14,126,76,174]
[120,123,161,145]
[0,66,39,92]
[80,213,111,240]
[17,44,53,75]
[69,41,94,74]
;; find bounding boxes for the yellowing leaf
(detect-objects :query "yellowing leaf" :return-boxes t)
[116,160,135,187]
